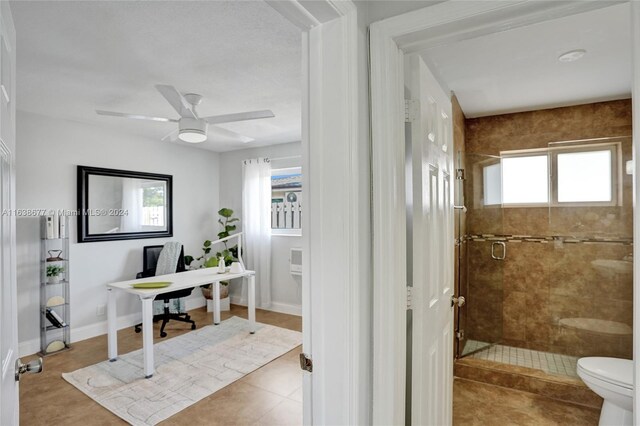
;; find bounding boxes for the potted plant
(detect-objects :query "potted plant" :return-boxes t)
[185,208,240,306]
[46,265,65,284]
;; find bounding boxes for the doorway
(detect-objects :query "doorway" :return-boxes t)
[371,2,640,424]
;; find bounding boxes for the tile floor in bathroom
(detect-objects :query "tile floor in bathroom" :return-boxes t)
[462,339,579,378]
[453,378,600,425]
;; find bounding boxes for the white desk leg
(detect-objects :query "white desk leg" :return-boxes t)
[248,274,256,334]
[141,297,155,378]
[213,281,221,325]
[107,288,118,361]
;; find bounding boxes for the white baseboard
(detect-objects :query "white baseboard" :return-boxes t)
[229,295,301,316]
[269,302,302,316]
[19,297,207,357]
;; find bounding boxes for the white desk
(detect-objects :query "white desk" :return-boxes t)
[106,268,256,378]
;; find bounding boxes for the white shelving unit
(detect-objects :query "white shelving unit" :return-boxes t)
[40,215,71,355]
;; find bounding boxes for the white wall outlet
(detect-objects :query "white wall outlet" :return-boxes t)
[96,304,106,316]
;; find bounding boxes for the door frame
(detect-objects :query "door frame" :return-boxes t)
[266,2,370,424]
[370,1,640,424]
[0,0,17,423]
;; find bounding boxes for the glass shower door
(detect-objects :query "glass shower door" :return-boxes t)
[456,153,505,358]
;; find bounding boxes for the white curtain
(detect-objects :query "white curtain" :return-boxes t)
[120,178,143,232]
[242,158,272,308]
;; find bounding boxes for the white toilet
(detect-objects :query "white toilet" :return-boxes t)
[577,357,633,426]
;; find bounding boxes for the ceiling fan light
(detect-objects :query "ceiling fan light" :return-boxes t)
[178,129,207,143]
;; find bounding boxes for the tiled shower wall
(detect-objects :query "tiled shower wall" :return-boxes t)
[463,99,633,359]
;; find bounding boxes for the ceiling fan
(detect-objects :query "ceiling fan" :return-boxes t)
[96,84,275,144]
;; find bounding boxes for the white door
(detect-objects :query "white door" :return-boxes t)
[0,2,18,423]
[0,143,18,426]
[405,54,454,426]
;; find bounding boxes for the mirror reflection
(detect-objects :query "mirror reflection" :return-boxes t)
[77,166,173,242]
[87,175,168,234]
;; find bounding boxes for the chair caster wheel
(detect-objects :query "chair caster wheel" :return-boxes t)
[191,324,196,330]
[160,332,167,338]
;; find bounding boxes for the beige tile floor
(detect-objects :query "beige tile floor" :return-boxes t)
[20,305,302,425]
[20,305,600,425]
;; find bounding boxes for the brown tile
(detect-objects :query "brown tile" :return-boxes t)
[21,305,302,426]
[253,398,303,426]
[503,291,527,341]
[503,208,549,236]
[163,382,285,425]
[240,350,303,397]
[453,378,600,426]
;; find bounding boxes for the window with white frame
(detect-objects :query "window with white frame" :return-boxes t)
[271,167,302,235]
[483,143,620,207]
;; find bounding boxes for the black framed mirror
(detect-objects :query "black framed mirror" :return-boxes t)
[77,166,173,243]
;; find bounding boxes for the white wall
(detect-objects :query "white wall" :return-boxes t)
[218,141,302,315]
[16,110,220,355]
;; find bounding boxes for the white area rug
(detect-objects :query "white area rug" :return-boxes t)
[62,317,302,425]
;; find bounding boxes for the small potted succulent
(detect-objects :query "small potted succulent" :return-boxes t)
[46,265,65,284]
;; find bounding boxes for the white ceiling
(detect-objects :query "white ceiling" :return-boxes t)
[419,3,631,118]
[10,1,301,152]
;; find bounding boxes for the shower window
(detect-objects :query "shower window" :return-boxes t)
[501,154,549,205]
[552,144,619,206]
[482,142,621,207]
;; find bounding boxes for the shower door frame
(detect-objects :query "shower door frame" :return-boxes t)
[371,1,640,424]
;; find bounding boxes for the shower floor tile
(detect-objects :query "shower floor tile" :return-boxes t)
[463,340,579,378]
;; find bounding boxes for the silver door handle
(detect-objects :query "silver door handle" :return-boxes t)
[491,241,506,260]
[453,205,467,212]
[15,357,43,381]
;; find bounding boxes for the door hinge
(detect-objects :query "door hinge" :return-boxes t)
[456,329,465,340]
[407,286,413,310]
[299,353,313,373]
[404,99,419,123]
[456,168,465,180]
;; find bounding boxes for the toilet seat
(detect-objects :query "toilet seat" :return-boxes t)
[577,357,633,390]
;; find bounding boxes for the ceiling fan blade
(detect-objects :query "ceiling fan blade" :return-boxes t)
[96,110,178,122]
[161,129,179,142]
[155,84,197,119]
[203,109,275,125]
[209,125,254,143]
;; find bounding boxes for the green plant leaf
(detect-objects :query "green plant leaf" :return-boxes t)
[203,240,212,247]
[225,225,236,232]
[204,247,211,254]
[217,231,228,239]
[184,255,194,266]
[218,208,234,218]
[204,257,219,268]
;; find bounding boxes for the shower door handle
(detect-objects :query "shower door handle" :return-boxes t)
[491,241,506,260]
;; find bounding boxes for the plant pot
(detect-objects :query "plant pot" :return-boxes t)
[207,297,230,312]
[48,276,60,284]
[201,284,228,299]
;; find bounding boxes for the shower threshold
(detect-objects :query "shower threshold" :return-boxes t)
[462,339,579,378]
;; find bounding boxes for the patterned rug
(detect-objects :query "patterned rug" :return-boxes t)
[62,317,302,425]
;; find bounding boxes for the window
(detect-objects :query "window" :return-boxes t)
[141,181,166,228]
[502,155,549,205]
[482,162,501,206]
[271,167,302,235]
[482,143,619,207]
[556,150,612,203]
